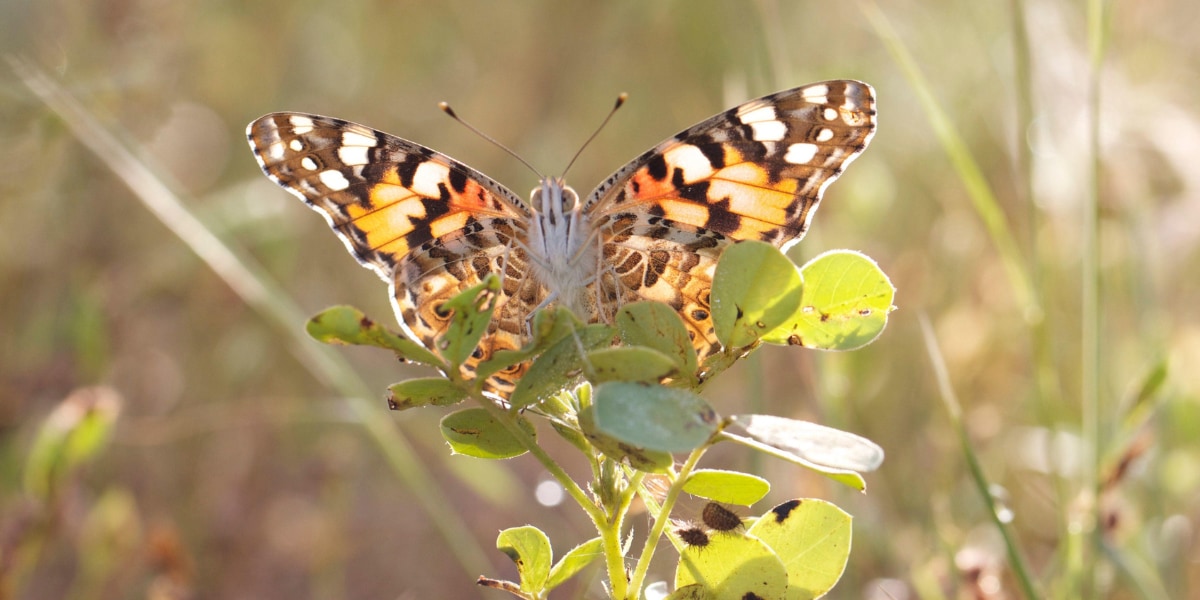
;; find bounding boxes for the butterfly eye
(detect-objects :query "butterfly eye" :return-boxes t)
[561,187,580,209]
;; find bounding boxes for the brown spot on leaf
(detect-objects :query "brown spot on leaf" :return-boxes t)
[772,499,802,523]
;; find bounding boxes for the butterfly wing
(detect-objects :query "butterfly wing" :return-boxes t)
[583,80,877,361]
[247,113,543,393]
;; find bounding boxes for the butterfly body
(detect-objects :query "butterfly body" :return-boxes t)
[524,177,597,318]
[247,81,876,397]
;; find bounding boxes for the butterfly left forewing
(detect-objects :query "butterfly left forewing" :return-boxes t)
[584,81,876,359]
[247,113,541,394]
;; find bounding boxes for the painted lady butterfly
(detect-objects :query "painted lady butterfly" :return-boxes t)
[247,80,876,397]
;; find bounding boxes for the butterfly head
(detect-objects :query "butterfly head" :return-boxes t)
[530,176,581,223]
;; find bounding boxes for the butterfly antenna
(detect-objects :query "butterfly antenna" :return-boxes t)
[561,93,628,178]
[439,102,543,179]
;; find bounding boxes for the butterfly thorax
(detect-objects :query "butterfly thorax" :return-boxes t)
[525,177,597,317]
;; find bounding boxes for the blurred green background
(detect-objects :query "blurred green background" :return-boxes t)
[2,0,1197,598]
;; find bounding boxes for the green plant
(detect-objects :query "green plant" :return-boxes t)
[308,241,894,599]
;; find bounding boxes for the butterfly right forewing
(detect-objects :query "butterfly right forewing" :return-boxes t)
[583,81,877,359]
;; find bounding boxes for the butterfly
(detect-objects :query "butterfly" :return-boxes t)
[247,80,876,398]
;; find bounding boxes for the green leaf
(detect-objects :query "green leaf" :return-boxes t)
[711,241,804,350]
[550,419,592,455]
[762,250,894,350]
[591,382,718,453]
[25,387,121,500]
[437,275,502,367]
[674,529,789,600]
[734,414,884,472]
[440,408,534,459]
[306,305,442,366]
[746,499,852,600]
[682,469,771,506]
[1121,357,1168,431]
[543,385,591,452]
[696,348,743,384]
[386,378,467,411]
[578,404,674,473]
[728,415,877,491]
[509,323,615,409]
[545,536,603,590]
[586,346,679,384]
[664,584,711,600]
[496,525,553,595]
[475,307,581,383]
[536,388,593,454]
[616,302,699,383]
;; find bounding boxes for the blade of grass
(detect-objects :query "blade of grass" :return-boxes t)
[1009,0,1036,260]
[1102,541,1171,600]
[919,314,1038,600]
[1006,0,1061,424]
[864,3,1035,315]
[8,56,493,581]
[1082,0,1113,595]
[1007,4,1077,597]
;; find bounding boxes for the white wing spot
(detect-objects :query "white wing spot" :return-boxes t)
[802,84,830,105]
[298,179,319,195]
[784,143,819,165]
[342,131,377,147]
[288,139,304,151]
[823,107,839,121]
[338,145,370,166]
[816,128,835,142]
[266,142,286,161]
[289,115,314,135]
[738,104,777,124]
[300,157,318,171]
[663,145,717,181]
[319,169,351,191]
[749,120,787,142]
[411,161,451,198]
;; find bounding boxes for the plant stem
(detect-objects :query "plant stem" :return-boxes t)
[626,445,709,598]
[469,392,601,525]
[466,390,630,596]
[919,315,1039,600]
